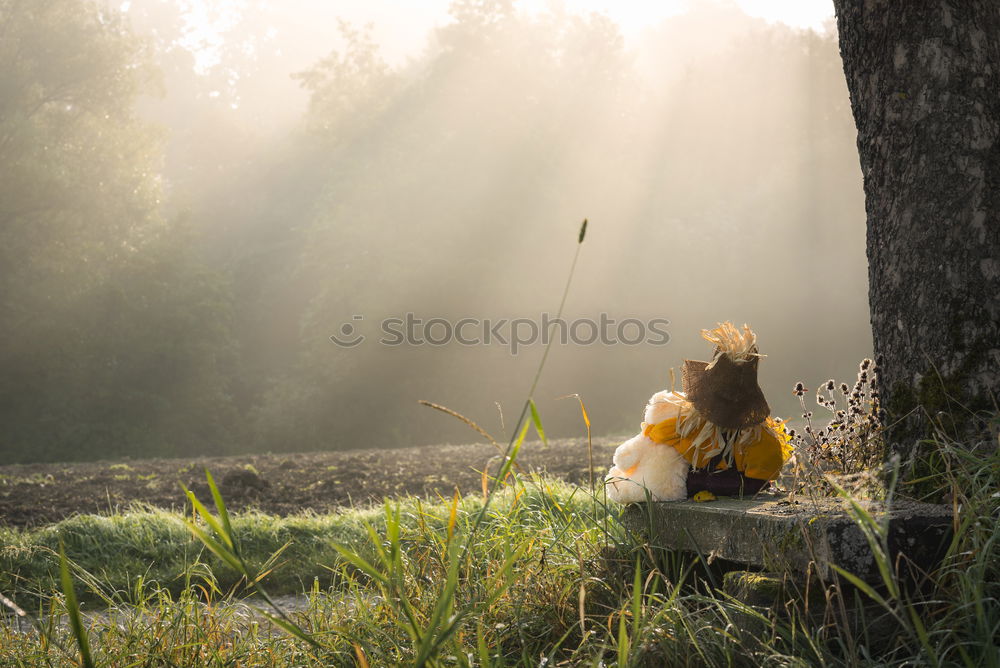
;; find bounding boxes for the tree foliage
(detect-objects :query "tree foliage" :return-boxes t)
[0,0,237,462]
[241,3,866,453]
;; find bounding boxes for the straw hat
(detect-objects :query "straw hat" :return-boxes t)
[681,323,770,429]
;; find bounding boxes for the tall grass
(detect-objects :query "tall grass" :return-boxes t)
[2,428,997,666]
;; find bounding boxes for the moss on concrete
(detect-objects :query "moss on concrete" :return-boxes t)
[723,571,784,607]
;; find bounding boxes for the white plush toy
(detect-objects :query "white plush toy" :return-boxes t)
[604,390,690,503]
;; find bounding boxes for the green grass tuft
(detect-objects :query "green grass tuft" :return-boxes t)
[2,432,997,666]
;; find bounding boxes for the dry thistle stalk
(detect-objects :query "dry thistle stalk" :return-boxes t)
[784,359,885,498]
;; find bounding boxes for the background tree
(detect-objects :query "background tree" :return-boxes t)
[240,3,868,453]
[832,1,1000,457]
[0,0,238,462]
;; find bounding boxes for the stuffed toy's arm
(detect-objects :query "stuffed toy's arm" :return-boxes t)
[610,432,645,473]
[606,432,688,503]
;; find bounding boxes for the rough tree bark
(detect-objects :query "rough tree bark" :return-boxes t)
[832,1,1000,458]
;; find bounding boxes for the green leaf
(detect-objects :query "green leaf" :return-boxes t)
[205,469,234,544]
[529,399,547,445]
[185,488,234,552]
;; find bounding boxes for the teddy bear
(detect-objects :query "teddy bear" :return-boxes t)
[605,322,791,504]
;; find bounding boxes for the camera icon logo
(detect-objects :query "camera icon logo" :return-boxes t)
[329,315,366,347]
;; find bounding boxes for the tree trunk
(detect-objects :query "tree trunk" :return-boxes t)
[832,1,1000,457]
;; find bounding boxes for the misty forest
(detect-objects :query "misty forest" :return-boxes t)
[1,0,871,465]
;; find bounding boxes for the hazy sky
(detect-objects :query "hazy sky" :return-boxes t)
[163,0,836,69]
[365,0,836,62]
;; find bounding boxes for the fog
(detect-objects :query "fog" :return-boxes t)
[0,0,869,463]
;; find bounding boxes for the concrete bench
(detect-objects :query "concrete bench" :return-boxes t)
[621,493,953,584]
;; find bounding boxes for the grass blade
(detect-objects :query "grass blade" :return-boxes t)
[353,643,371,668]
[258,607,320,647]
[617,606,630,666]
[59,540,95,668]
[330,543,389,586]
[205,469,235,543]
[183,520,244,573]
[496,418,530,483]
[630,553,643,642]
[828,564,892,613]
[558,393,594,491]
[184,488,234,553]
[447,488,460,543]
[529,399,547,445]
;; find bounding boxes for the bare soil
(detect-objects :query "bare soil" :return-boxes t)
[0,438,619,527]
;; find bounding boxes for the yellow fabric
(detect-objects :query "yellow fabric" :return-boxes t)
[643,416,791,481]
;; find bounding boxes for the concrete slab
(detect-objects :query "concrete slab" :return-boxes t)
[621,493,953,582]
